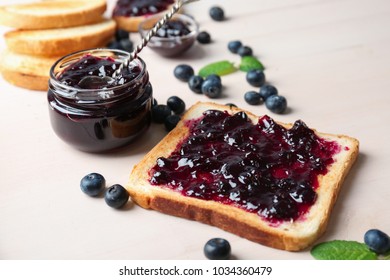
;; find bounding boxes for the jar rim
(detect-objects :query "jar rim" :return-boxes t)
[49,48,147,101]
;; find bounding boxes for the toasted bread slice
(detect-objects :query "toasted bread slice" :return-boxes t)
[113,3,175,32]
[126,102,359,251]
[0,0,106,30]
[0,49,60,91]
[4,19,116,56]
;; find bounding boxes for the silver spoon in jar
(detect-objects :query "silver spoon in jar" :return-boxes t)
[78,0,199,88]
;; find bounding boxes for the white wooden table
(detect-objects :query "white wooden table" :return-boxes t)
[1,0,389,259]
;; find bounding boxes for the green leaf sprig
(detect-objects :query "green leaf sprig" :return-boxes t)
[198,60,237,77]
[239,56,265,72]
[311,240,377,260]
[197,56,265,77]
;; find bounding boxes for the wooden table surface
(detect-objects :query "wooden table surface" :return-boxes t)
[1,0,390,260]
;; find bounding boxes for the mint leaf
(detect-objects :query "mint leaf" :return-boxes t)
[239,56,265,72]
[198,60,237,77]
[311,240,378,260]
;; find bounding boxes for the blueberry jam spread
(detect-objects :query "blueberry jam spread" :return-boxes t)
[155,20,191,38]
[113,0,175,17]
[57,54,141,90]
[149,110,342,223]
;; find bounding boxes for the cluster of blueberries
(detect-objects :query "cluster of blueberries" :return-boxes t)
[80,173,129,209]
[228,40,288,114]
[228,40,253,57]
[152,96,186,132]
[80,172,231,259]
[174,64,223,98]
[172,40,288,114]
[245,78,287,114]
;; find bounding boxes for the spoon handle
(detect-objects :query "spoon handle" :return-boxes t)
[112,0,199,78]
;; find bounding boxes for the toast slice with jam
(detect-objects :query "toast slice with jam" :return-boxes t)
[126,102,359,251]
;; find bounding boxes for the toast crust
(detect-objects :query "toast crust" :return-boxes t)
[0,50,60,91]
[127,102,359,251]
[0,69,49,91]
[4,19,116,56]
[0,0,106,30]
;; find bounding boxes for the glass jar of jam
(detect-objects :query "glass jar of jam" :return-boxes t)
[48,49,153,152]
[138,13,199,57]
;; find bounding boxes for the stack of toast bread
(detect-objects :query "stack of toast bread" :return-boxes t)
[127,102,359,251]
[0,0,116,91]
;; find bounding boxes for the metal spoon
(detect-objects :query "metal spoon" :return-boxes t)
[78,0,199,88]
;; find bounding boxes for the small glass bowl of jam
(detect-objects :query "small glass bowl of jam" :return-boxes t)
[138,13,199,57]
[47,49,153,153]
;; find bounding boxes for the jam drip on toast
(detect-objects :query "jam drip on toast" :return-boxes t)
[149,110,341,223]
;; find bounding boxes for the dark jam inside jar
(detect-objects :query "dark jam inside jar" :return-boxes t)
[113,0,175,17]
[48,50,152,152]
[149,110,342,223]
[57,54,141,89]
[155,20,191,38]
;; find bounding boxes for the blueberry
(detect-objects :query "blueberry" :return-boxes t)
[107,40,122,50]
[80,173,105,197]
[188,75,204,94]
[174,64,194,82]
[119,38,134,52]
[209,6,225,21]
[265,95,287,114]
[197,31,211,44]
[115,29,129,40]
[201,78,222,98]
[167,96,186,115]
[204,238,231,260]
[259,84,278,100]
[164,115,181,132]
[205,74,221,83]
[152,105,172,123]
[237,45,253,57]
[246,69,266,87]
[228,40,242,54]
[104,184,129,209]
[244,91,263,105]
[364,229,390,254]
